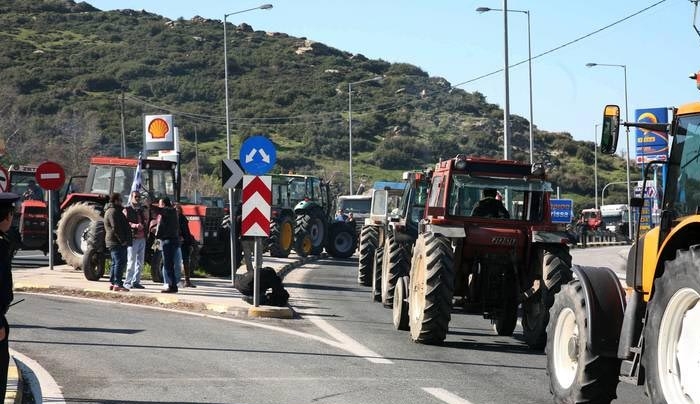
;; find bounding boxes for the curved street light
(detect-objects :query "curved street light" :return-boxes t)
[223,4,273,285]
[477,6,534,164]
[586,62,633,237]
[348,76,382,194]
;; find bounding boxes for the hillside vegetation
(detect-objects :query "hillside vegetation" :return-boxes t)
[0,0,635,209]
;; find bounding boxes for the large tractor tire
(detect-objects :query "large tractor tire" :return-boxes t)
[358,225,378,286]
[642,247,700,404]
[326,222,357,259]
[81,247,106,281]
[294,211,325,256]
[408,233,455,344]
[546,281,621,403]
[522,244,573,350]
[381,233,410,307]
[147,244,163,284]
[56,202,102,269]
[493,266,518,336]
[371,246,384,302]
[269,215,294,258]
[393,275,410,331]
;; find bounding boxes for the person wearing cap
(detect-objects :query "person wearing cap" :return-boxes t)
[0,192,20,399]
[104,192,132,292]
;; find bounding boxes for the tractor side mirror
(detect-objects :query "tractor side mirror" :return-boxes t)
[601,105,620,155]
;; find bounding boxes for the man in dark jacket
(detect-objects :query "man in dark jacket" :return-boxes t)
[104,193,132,291]
[155,197,179,293]
[471,188,510,218]
[0,192,20,400]
[235,267,290,307]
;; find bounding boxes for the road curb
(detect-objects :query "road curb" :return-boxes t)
[4,356,22,404]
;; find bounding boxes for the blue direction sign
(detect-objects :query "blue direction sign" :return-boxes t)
[239,135,276,175]
[550,199,574,224]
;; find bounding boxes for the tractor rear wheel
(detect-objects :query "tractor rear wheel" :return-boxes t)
[642,247,700,404]
[358,225,378,286]
[381,232,410,307]
[294,211,325,256]
[326,222,357,258]
[546,281,620,403]
[81,247,106,281]
[408,233,455,344]
[269,215,294,258]
[56,203,102,269]
[523,245,572,349]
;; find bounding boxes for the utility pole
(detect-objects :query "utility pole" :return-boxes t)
[120,91,126,157]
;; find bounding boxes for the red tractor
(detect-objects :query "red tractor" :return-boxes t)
[7,165,50,254]
[381,155,572,349]
[53,156,229,280]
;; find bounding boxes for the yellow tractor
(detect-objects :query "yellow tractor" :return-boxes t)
[545,97,700,403]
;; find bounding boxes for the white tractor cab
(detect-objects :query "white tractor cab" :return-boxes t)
[337,181,406,232]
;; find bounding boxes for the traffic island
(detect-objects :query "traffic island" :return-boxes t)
[247,304,294,319]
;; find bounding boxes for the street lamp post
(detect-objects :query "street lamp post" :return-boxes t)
[594,123,600,210]
[477,5,533,164]
[601,181,628,207]
[348,76,382,194]
[223,4,272,285]
[586,62,633,238]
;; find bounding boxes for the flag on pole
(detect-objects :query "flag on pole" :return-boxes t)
[131,152,143,193]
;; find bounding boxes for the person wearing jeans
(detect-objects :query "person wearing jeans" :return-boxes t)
[123,191,148,289]
[155,197,179,293]
[104,192,132,292]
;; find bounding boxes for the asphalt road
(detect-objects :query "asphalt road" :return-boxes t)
[8,245,646,404]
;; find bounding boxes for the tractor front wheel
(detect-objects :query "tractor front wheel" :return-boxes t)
[546,281,620,403]
[269,215,294,258]
[358,225,378,286]
[523,245,572,350]
[81,247,106,281]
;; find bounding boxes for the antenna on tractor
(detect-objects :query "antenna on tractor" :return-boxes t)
[693,0,700,38]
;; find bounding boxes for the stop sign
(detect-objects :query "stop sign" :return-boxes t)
[35,161,65,191]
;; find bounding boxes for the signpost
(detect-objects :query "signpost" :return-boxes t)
[238,135,276,307]
[35,161,66,270]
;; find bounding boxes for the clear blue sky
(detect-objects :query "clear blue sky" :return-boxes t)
[89,0,700,156]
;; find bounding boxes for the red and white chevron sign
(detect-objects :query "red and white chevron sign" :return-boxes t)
[241,175,271,237]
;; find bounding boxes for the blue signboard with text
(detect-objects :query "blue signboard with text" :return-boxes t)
[550,199,573,224]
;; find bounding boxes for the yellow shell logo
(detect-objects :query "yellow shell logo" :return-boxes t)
[148,118,170,139]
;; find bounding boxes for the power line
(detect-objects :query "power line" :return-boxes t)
[451,0,667,88]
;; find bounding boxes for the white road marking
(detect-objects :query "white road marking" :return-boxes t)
[286,265,393,364]
[11,349,66,404]
[423,387,475,404]
[308,316,392,364]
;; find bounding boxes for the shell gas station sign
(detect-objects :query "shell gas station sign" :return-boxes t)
[144,114,174,151]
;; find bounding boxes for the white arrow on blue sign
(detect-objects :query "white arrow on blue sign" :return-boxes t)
[240,135,276,175]
[222,159,244,189]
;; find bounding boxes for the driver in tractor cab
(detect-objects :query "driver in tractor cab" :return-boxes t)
[471,188,510,219]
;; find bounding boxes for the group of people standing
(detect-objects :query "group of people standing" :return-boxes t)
[104,191,197,294]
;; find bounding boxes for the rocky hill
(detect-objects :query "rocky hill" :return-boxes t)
[0,0,633,208]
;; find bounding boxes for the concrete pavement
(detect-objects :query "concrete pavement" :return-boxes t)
[5,252,320,403]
